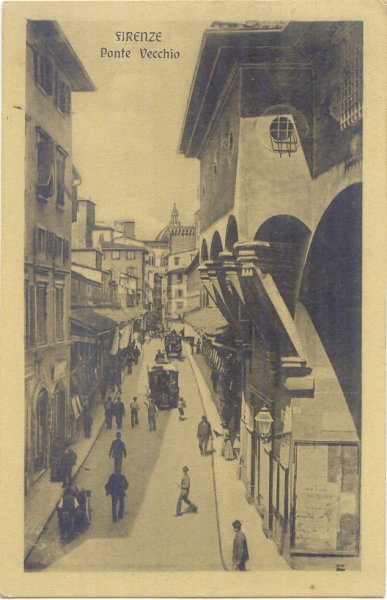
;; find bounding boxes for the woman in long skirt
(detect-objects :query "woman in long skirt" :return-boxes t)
[223,431,235,461]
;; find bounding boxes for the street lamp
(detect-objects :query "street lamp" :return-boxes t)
[255,406,274,438]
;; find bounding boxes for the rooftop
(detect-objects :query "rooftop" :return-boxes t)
[28,20,96,92]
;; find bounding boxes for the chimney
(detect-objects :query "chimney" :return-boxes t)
[123,220,135,239]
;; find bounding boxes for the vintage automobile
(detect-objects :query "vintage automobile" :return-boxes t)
[147,362,179,409]
[164,330,182,358]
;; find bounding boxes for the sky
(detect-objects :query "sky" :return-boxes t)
[61,19,207,240]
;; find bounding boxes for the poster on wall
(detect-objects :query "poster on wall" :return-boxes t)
[293,442,359,555]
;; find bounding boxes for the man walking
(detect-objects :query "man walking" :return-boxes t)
[61,444,77,487]
[83,406,93,439]
[175,466,198,516]
[197,415,213,455]
[105,466,129,522]
[114,396,125,429]
[104,396,114,430]
[232,520,249,571]
[109,432,127,470]
[130,396,140,428]
[146,398,158,431]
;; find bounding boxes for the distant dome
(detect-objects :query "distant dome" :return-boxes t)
[155,203,180,242]
[155,224,173,242]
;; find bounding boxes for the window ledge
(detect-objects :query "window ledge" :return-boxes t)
[56,203,66,211]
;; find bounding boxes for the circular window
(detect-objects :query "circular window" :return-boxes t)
[270,116,294,141]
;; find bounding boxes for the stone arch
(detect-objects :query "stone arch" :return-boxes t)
[254,215,311,315]
[201,238,209,262]
[225,215,239,251]
[300,183,362,435]
[210,231,223,260]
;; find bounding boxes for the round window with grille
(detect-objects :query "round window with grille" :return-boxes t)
[270,116,294,141]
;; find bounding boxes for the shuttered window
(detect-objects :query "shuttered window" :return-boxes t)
[36,284,47,344]
[56,149,66,206]
[46,232,55,256]
[55,286,65,341]
[36,138,54,199]
[32,50,54,96]
[55,236,63,260]
[55,76,71,114]
[63,239,70,263]
[35,227,47,254]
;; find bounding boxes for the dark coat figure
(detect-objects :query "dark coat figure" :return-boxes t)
[210,369,219,393]
[109,433,127,469]
[114,398,125,429]
[175,466,198,516]
[83,409,93,438]
[105,468,129,522]
[196,339,201,354]
[61,447,77,487]
[57,486,79,542]
[197,416,213,455]
[232,520,249,571]
[126,355,133,374]
[104,397,114,429]
[133,346,141,365]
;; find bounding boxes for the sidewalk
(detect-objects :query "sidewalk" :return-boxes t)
[24,399,108,560]
[185,343,289,571]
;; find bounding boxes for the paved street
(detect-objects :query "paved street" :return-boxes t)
[25,339,223,571]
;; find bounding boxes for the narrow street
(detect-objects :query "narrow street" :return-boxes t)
[25,339,223,571]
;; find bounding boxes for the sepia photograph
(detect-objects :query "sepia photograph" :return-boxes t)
[1,0,385,596]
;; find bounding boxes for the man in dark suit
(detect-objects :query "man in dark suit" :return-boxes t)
[114,397,125,429]
[109,432,127,469]
[232,520,249,571]
[105,466,129,522]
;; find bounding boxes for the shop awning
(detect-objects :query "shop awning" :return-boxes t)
[184,307,228,337]
[71,308,117,335]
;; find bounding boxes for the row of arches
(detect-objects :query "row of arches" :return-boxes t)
[201,214,311,262]
[199,183,362,434]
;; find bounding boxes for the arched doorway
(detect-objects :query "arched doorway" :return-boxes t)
[201,239,209,262]
[34,388,49,473]
[225,215,238,251]
[210,231,223,260]
[300,183,362,434]
[254,215,311,315]
[54,380,66,442]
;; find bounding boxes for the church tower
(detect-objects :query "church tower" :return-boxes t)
[170,203,180,226]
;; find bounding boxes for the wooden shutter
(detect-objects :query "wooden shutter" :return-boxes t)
[42,56,54,96]
[55,287,64,340]
[32,49,40,84]
[56,152,65,206]
[54,235,63,259]
[63,239,70,262]
[46,232,55,256]
[36,284,47,344]
[37,140,54,198]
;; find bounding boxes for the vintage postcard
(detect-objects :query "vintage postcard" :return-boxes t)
[1,0,386,597]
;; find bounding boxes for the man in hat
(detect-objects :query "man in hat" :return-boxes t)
[197,415,213,455]
[109,432,127,470]
[57,485,79,543]
[232,520,249,571]
[130,396,140,428]
[175,466,198,516]
[105,466,129,522]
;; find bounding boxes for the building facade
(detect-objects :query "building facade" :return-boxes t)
[180,21,361,564]
[24,20,95,492]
